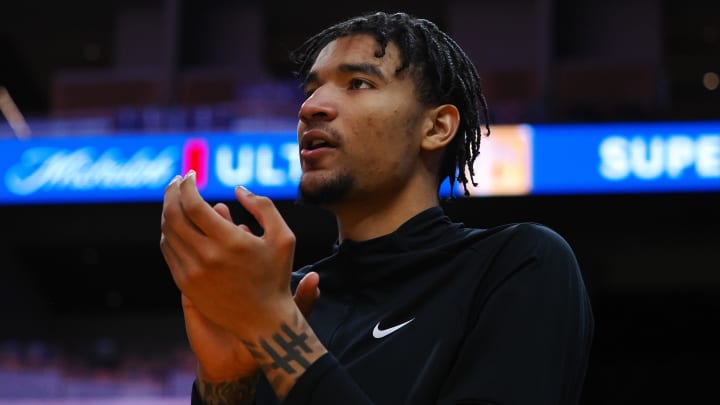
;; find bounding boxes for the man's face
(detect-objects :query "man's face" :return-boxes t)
[296,34,429,207]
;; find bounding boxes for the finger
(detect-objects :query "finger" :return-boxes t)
[162,175,210,280]
[181,294,222,334]
[213,203,254,235]
[160,229,206,289]
[213,202,233,222]
[294,271,320,318]
[161,174,183,226]
[179,171,239,239]
[160,233,189,288]
[163,173,205,240]
[162,175,211,269]
[234,186,292,241]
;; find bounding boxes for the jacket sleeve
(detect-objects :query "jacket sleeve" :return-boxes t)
[281,353,375,404]
[435,224,594,405]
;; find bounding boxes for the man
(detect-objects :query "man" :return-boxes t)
[161,11,594,405]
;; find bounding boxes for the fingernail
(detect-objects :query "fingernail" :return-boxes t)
[169,175,182,185]
[236,185,252,195]
[183,170,196,181]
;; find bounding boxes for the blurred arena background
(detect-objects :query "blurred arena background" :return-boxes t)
[0,0,719,403]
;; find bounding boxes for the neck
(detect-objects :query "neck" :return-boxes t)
[330,187,440,243]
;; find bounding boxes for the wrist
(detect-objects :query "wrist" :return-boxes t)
[240,305,328,400]
[197,362,259,384]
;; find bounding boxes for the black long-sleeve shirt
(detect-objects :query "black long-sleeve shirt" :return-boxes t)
[193,206,594,404]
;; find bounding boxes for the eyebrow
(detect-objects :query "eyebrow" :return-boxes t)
[304,62,388,89]
[338,63,388,82]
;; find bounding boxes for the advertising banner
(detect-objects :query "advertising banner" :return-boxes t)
[530,121,720,195]
[0,132,300,204]
[1,121,718,204]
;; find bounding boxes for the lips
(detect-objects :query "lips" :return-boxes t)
[300,128,338,152]
[299,129,339,166]
[306,138,331,150]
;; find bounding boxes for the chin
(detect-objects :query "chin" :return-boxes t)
[296,174,354,207]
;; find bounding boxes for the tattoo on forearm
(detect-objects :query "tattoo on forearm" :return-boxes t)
[261,323,312,373]
[242,312,322,399]
[243,312,314,374]
[197,374,258,405]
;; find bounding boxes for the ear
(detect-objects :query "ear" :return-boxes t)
[420,104,460,151]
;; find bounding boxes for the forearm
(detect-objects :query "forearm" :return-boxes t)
[241,308,328,401]
[193,373,259,405]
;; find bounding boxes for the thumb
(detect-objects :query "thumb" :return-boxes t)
[294,272,320,318]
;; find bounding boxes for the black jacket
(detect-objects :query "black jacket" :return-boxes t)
[196,207,594,404]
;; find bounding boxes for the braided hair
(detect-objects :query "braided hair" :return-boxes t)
[290,11,491,197]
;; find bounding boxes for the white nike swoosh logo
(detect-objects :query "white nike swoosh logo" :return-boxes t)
[372,318,415,339]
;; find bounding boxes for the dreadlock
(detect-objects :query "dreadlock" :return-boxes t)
[289,11,491,197]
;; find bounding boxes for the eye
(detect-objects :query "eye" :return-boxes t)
[349,78,373,90]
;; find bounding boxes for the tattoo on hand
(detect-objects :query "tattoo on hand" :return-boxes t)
[197,374,258,405]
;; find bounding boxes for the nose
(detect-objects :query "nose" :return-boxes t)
[298,86,338,124]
